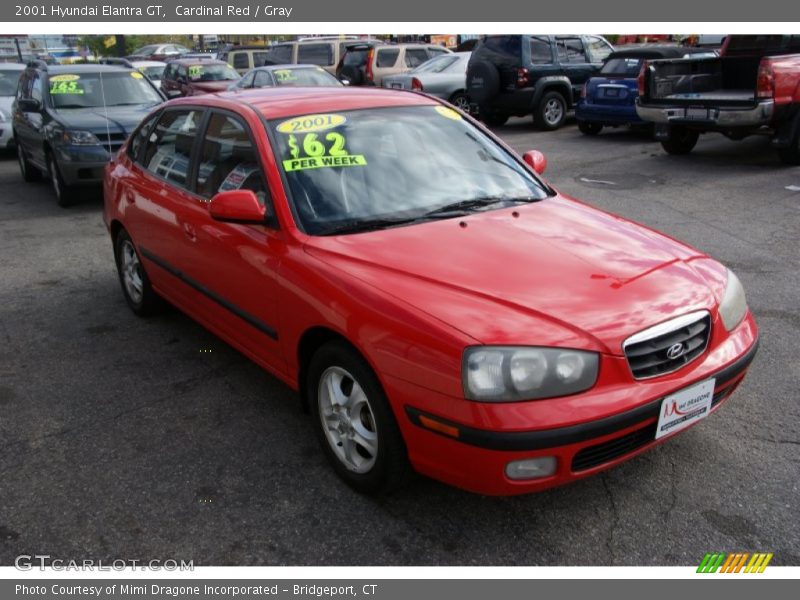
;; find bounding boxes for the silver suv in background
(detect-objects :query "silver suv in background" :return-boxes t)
[337,42,452,86]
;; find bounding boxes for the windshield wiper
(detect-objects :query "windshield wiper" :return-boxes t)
[422,195,539,218]
[318,216,423,236]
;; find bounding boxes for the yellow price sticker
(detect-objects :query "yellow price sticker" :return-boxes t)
[277,113,346,134]
[435,106,462,120]
[131,71,144,79]
[188,65,204,78]
[49,74,80,83]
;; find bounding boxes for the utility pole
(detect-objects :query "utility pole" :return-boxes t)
[115,35,125,57]
[14,37,23,62]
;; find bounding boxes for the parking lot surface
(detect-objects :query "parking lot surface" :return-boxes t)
[0,121,798,566]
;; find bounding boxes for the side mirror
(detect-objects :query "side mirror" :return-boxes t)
[209,190,270,224]
[17,98,41,112]
[523,150,547,175]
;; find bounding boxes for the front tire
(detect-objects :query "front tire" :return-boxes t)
[449,92,471,114]
[535,91,567,131]
[48,154,76,207]
[308,341,410,494]
[660,126,700,155]
[114,229,162,316]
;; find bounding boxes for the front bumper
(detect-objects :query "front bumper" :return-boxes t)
[0,125,14,148]
[389,312,758,495]
[53,145,111,186]
[635,100,774,129]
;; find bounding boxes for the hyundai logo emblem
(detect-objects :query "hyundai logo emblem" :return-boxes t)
[666,343,686,360]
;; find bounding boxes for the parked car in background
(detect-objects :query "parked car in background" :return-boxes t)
[337,42,452,87]
[103,87,758,496]
[129,43,190,62]
[99,57,167,83]
[382,52,471,112]
[0,63,25,149]
[232,37,361,75]
[467,35,614,129]
[636,34,800,163]
[230,64,343,90]
[160,59,240,98]
[576,46,717,135]
[13,63,164,206]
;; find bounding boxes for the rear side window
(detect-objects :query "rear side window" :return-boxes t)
[483,36,522,60]
[529,36,552,64]
[404,48,430,68]
[195,112,270,207]
[142,109,203,189]
[128,113,159,163]
[254,71,271,87]
[556,38,588,63]
[376,49,399,68]
[265,44,293,64]
[586,36,613,62]
[232,53,250,70]
[298,43,334,66]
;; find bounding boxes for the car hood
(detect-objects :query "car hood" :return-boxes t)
[304,195,718,355]
[53,105,156,135]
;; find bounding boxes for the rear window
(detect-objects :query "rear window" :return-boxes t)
[483,36,522,60]
[404,48,430,68]
[298,43,334,66]
[600,57,642,77]
[187,63,240,81]
[343,48,369,67]
[376,49,399,68]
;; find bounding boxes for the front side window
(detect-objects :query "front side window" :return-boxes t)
[142,109,203,189]
[269,106,550,235]
[586,36,613,62]
[195,112,269,206]
[404,48,430,68]
[47,71,162,109]
[128,113,160,163]
[253,70,272,87]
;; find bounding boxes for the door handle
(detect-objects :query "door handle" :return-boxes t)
[182,222,197,241]
[124,189,135,204]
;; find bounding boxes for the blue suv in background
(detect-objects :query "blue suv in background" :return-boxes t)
[576,46,717,135]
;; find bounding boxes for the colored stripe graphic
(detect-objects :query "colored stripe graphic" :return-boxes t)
[698,552,772,573]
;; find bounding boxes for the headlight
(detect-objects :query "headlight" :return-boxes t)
[719,268,748,331]
[61,130,101,145]
[462,346,599,401]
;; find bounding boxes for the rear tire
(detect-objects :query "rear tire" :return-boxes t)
[307,341,411,494]
[660,126,700,155]
[449,92,471,114]
[534,91,568,131]
[17,143,42,182]
[481,111,509,127]
[578,121,603,136]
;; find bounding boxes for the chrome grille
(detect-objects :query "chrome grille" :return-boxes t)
[97,132,129,154]
[623,311,711,379]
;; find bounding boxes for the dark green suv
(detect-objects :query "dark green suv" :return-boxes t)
[467,35,614,129]
[13,62,164,206]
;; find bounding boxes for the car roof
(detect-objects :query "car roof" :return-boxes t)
[44,64,134,73]
[131,60,167,67]
[254,63,325,71]
[168,58,228,66]
[606,45,711,60]
[171,86,438,120]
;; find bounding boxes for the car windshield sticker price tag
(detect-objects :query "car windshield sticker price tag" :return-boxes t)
[188,65,204,79]
[49,74,84,95]
[435,105,462,120]
[274,69,297,83]
[282,132,366,172]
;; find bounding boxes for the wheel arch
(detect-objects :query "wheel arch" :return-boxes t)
[296,326,363,412]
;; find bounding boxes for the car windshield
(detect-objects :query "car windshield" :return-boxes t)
[49,71,163,109]
[412,54,460,74]
[600,57,643,77]
[187,63,240,81]
[269,67,341,87]
[269,105,550,235]
[139,65,166,81]
[0,69,22,96]
[133,45,159,56]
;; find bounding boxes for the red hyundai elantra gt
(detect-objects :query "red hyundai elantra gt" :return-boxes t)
[103,87,758,495]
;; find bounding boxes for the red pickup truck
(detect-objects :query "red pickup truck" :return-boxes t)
[636,35,800,164]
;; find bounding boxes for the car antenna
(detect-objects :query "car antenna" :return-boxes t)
[98,71,112,160]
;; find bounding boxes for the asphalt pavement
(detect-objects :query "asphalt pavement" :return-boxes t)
[0,120,798,566]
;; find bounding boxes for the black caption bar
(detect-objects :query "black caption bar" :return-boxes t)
[3,0,800,22]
